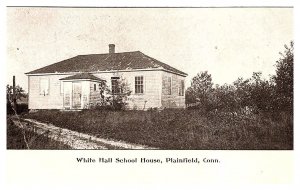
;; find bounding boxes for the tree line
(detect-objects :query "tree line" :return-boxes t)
[186,41,293,116]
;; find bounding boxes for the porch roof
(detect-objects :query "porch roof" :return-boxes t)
[59,73,105,82]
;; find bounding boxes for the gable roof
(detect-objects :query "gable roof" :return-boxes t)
[26,51,187,76]
[59,73,105,81]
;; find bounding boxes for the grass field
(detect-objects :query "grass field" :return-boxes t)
[23,109,293,150]
[7,117,71,149]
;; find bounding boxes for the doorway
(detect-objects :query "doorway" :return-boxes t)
[72,82,82,109]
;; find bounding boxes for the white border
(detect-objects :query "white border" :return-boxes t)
[3,0,295,7]
[1,1,298,190]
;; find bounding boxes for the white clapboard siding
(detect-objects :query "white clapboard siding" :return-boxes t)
[161,72,186,108]
[28,69,186,110]
[28,75,68,109]
[93,70,162,110]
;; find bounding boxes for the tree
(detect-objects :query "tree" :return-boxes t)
[186,41,293,115]
[92,80,109,108]
[185,87,197,104]
[6,84,27,114]
[105,76,132,110]
[6,85,26,103]
[233,77,251,110]
[273,41,293,112]
[248,72,275,113]
[90,76,132,111]
[187,71,214,111]
[214,84,238,114]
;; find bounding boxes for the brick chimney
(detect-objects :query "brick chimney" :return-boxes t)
[109,44,115,54]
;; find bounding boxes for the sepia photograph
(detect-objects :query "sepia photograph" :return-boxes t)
[6,7,293,150]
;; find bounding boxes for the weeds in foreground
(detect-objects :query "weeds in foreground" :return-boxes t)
[23,109,293,150]
[7,118,70,149]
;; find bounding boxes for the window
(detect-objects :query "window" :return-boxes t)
[179,80,184,96]
[162,76,172,95]
[163,76,171,95]
[111,77,121,94]
[94,84,97,91]
[40,78,49,96]
[135,76,144,94]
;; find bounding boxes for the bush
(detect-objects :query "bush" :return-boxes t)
[7,103,13,115]
[7,103,28,115]
[17,103,29,114]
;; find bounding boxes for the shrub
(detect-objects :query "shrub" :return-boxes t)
[7,103,28,115]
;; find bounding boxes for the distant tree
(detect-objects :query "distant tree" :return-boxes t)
[186,41,293,116]
[273,41,293,112]
[187,71,214,111]
[233,77,251,110]
[7,84,27,114]
[185,87,197,104]
[213,84,236,113]
[6,85,26,103]
[248,72,275,113]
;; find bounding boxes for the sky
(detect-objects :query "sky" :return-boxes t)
[6,8,293,91]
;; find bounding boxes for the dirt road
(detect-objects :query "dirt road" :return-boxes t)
[11,117,156,150]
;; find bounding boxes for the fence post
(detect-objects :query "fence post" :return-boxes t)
[13,76,17,112]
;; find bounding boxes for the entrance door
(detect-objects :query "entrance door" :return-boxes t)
[72,82,82,109]
[63,82,72,109]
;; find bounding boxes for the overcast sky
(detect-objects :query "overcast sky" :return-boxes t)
[7,8,293,91]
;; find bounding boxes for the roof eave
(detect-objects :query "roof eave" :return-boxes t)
[26,68,187,77]
[161,68,188,77]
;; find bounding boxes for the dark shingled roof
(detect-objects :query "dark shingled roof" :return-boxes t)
[59,73,105,81]
[26,51,187,76]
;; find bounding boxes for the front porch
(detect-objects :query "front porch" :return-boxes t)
[59,73,105,110]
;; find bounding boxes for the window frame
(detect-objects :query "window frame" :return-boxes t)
[135,76,144,94]
[179,80,184,96]
[39,78,50,96]
[111,77,121,94]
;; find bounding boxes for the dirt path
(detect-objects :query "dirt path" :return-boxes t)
[11,117,156,150]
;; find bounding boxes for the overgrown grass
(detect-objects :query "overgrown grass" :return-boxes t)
[7,117,71,149]
[23,109,293,149]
